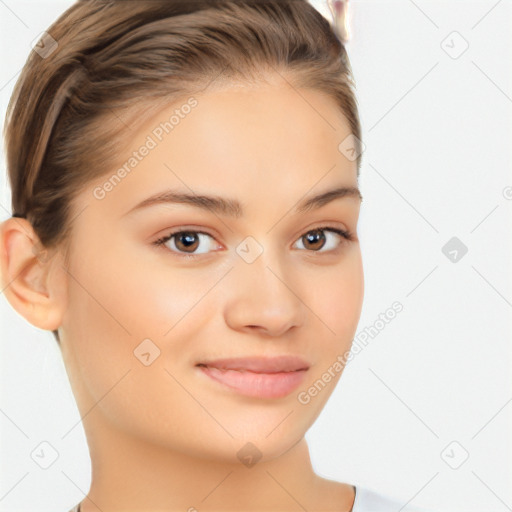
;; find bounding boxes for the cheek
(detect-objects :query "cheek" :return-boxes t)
[63,253,139,391]
[308,250,364,346]
[63,247,214,388]
[66,241,204,339]
[62,253,204,438]
[294,252,363,409]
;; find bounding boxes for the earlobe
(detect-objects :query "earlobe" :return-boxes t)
[0,217,66,332]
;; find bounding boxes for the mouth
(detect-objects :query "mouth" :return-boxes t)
[195,356,310,399]
[196,355,310,373]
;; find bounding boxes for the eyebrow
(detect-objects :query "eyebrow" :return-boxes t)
[123,186,362,218]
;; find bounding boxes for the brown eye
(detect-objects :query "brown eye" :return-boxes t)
[301,229,326,251]
[293,227,351,253]
[154,230,219,257]
[174,232,200,253]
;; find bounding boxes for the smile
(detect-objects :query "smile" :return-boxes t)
[196,365,308,399]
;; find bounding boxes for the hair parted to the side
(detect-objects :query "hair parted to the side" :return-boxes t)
[3,0,362,345]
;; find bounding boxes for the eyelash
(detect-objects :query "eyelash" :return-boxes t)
[152,225,354,260]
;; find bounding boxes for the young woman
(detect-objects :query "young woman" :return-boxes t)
[0,1,430,510]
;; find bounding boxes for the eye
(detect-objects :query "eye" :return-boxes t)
[152,226,354,259]
[153,230,220,259]
[292,226,354,253]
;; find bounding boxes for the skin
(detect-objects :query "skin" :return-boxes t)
[0,75,364,512]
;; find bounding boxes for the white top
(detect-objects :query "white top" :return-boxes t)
[353,485,432,512]
[67,486,432,512]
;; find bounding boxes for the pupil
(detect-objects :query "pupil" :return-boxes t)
[182,233,196,245]
[178,232,198,250]
[305,230,325,249]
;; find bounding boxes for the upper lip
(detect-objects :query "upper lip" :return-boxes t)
[196,355,310,373]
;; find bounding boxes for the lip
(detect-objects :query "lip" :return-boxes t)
[195,356,310,399]
[196,355,310,373]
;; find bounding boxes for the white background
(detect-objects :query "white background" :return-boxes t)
[1,1,511,511]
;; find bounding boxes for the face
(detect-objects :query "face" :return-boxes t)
[58,78,364,465]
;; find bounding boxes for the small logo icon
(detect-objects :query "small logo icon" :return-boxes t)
[236,236,264,264]
[338,134,365,162]
[134,338,161,366]
[237,442,263,468]
[502,186,512,200]
[31,32,58,58]
[440,31,469,59]
[30,441,59,469]
[442,236,468,263]
[440,440,469,469]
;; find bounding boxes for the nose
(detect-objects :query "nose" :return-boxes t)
[222,252,306,338]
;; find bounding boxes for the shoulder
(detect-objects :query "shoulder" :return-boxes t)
[352,486,433,512]
[66,504,80,512]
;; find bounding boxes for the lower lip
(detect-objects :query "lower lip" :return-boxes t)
[197,366,308,399]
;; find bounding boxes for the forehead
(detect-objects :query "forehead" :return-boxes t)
[126,80,353,165]
[73,82,358,223]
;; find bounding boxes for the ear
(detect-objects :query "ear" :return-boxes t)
[0,217,68,333]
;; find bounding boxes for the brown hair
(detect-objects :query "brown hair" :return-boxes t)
[3,0,362,345]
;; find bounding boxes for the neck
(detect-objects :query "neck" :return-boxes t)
[79,416,328,512]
